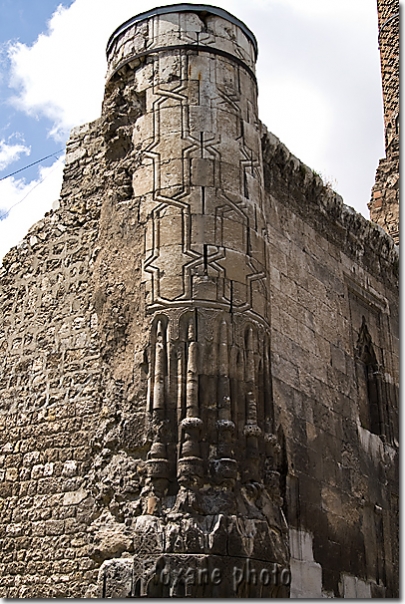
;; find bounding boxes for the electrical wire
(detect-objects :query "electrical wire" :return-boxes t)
[0,149,65,182]
[0,154,65,221]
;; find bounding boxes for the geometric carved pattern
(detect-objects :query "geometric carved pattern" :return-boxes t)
[98,10,290,594]
[132,47,268,321]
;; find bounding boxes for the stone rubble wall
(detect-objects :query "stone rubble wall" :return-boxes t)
[0,121,105,597]
[0,4,399,599]
[369,147,399,244]
[376,0,399,145]
[369,0,399,243]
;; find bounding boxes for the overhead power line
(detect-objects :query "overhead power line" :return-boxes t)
[0,154,65,221]
[0,149,65,182]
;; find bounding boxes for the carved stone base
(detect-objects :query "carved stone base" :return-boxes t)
[92,512,290,598]
[95,554,290,598]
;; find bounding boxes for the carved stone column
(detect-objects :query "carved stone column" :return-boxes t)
[96,4,289,597]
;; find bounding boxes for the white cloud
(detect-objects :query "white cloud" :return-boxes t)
[259,75,331,170]
[6,0,383,154]
[0,138,31,171]
[0,0,387,261]
[0,157,64,262]
[267,0,377,22]
[7,2,105,140]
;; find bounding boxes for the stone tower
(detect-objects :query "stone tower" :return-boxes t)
[0,3,399,599]
[369,0,399,243]
[92,4,289,596]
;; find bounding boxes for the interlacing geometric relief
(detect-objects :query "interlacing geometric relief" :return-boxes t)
[132,49,267,316]
[90,9,291,593]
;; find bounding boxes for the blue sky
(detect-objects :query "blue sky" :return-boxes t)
[0,1,74,184]
[0,0,390,261]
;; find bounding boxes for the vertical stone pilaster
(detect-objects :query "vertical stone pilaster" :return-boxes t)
[146,319,170,496]
[177,318,203,487]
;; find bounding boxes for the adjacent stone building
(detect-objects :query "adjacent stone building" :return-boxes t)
[0,3,399,598]
[369,0,399,243]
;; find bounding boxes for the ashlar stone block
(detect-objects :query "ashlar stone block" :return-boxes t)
[189,105,213,133]
[191,158,215,187]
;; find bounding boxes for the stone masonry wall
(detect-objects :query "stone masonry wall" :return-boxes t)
[0,4,399,599]
[376,0,399,142]
[262,127,399,597]
[369,0,399,243]
[0,122,398,598]
[0,122,106,597]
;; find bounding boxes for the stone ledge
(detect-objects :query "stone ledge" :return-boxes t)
[261,124,398,289]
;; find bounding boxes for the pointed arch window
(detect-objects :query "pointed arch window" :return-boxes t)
[355,317,386,437]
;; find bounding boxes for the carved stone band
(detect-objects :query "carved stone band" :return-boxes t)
[107,44,258,86]
[216,419,236,431]
[243,424,262,437]
[180,417,204,429]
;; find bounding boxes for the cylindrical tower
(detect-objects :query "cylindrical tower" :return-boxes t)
[369,0,399,243]
[96,4,289,597]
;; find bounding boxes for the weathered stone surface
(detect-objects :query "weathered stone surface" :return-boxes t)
[369,0,399,243]
[0,2,398,599]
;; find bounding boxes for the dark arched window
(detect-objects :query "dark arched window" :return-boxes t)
[355,317,385,437]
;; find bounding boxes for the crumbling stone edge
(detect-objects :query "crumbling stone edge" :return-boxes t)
[261,124,398,286]
[1,120,398,288]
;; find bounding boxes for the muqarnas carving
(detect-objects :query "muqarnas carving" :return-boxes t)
[93,4,289,597]
[95,309,289,597]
